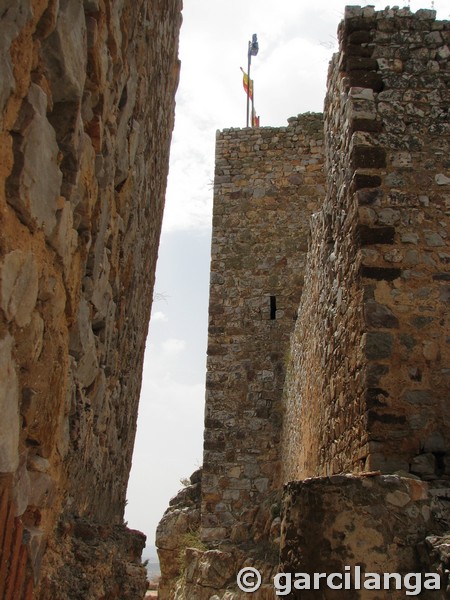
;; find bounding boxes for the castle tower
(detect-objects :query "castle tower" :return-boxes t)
[283,5,450,482]
[201,115,326,545]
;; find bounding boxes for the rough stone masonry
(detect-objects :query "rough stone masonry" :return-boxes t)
[157,6,450,600]
[283,2,450,483]
[0,0,182,598]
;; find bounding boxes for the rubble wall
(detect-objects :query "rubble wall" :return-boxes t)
[283,6,450,481]
[0,0,182,596]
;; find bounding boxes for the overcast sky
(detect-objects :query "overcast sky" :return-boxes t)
[125,0,449,559]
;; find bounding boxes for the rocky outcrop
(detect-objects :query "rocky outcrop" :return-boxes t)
[0,0,182,597]
[38,519,147,599]
[156,469,281,600]
[156,468,202,600]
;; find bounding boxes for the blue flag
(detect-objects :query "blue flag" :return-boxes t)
[249,33,259,56]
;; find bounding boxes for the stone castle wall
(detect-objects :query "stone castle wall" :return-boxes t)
[0,0,181,597]
[283,5,450,482]
[158,6,450,600]
[201,115,325,546]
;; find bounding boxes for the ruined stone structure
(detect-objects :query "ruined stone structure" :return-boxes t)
[158,6,450,600]
[0,0,181,598]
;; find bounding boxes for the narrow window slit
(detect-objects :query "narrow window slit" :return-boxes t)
[270,296,277,320]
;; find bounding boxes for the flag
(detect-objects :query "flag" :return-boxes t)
[252,108,260,128]
[249,33,259,57]
[240,67,253,100]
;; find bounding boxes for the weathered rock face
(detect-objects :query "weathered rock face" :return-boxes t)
[0,0,182,597]
[156,468,202,600]
[283,5,450,481]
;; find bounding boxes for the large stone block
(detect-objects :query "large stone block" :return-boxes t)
[0,0,32,119]
[1,249,38,327]
[69,297,99,388]
[41,0,87,103]
[7,84,62,237]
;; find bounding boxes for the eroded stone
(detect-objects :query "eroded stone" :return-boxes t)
[1,250,38,326]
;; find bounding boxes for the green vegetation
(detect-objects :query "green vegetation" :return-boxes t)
[177,529,207,575]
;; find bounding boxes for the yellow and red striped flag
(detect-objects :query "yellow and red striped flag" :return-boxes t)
[240,67,253,100]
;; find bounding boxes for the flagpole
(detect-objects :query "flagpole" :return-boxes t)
[252,81,255,127]
[246,41,251,127]
[245,34,258,127]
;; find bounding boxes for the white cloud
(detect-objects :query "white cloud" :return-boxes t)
[126,326,204,554]
[162,338,187,357]
[151,311,168,323]
[126,374,204,555]
[162,0,449,234]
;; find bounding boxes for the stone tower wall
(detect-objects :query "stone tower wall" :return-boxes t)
[283,6,450,481]
[0,0,182,597]
[201,115,325,545]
